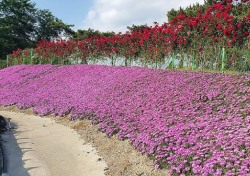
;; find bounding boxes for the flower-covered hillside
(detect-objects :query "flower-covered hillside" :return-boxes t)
[0,65,249,175]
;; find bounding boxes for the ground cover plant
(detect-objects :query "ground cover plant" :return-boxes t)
[5,0,250,72]
[0,64,249,175]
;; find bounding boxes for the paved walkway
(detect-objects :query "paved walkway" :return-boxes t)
[0,111,107,176]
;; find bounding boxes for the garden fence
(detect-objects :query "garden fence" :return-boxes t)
[1,47,249,73]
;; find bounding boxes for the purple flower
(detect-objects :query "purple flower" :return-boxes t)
[0,64,249,175]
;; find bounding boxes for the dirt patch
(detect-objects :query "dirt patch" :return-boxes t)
[0,106,169,176]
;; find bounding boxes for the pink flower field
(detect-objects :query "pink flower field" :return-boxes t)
[0,65,249,175]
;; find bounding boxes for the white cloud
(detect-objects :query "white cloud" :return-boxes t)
[81,0,204,33]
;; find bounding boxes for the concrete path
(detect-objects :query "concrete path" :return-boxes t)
[0,111,107,176]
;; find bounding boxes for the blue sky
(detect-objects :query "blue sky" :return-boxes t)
[32,0,93,30]
[32,0,204,33]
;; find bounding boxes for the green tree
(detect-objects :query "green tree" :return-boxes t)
[35,9,75,41]
[166,0,250,22]
[205,0,218,5]
[127,24,149,33]
[0,0,75,60]
[101,31,115,37]
[72,28,114,39]
[0,0,36,59]
[73,28,101,39]
[167,9,178,22]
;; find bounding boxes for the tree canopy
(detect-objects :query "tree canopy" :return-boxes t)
[72,28,115,40]
[35,9,75,41]
[0,0,74,59]
[166,0,250,21]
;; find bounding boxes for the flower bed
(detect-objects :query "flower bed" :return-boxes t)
[0,65,249,175]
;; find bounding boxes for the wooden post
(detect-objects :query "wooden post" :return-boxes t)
[221,47,225,73]
[6,55,9,67]
[30,49,33,64]
[192,56,195,71]
[172,52,175,69]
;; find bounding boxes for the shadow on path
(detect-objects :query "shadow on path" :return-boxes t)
[1,126,30,176]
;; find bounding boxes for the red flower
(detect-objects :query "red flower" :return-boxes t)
[232,37,236,42]
[216,12,221,19]
[237,23,242,29]
[226,41,232,47]
[217,24,223,30]
[198,46,202,52]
